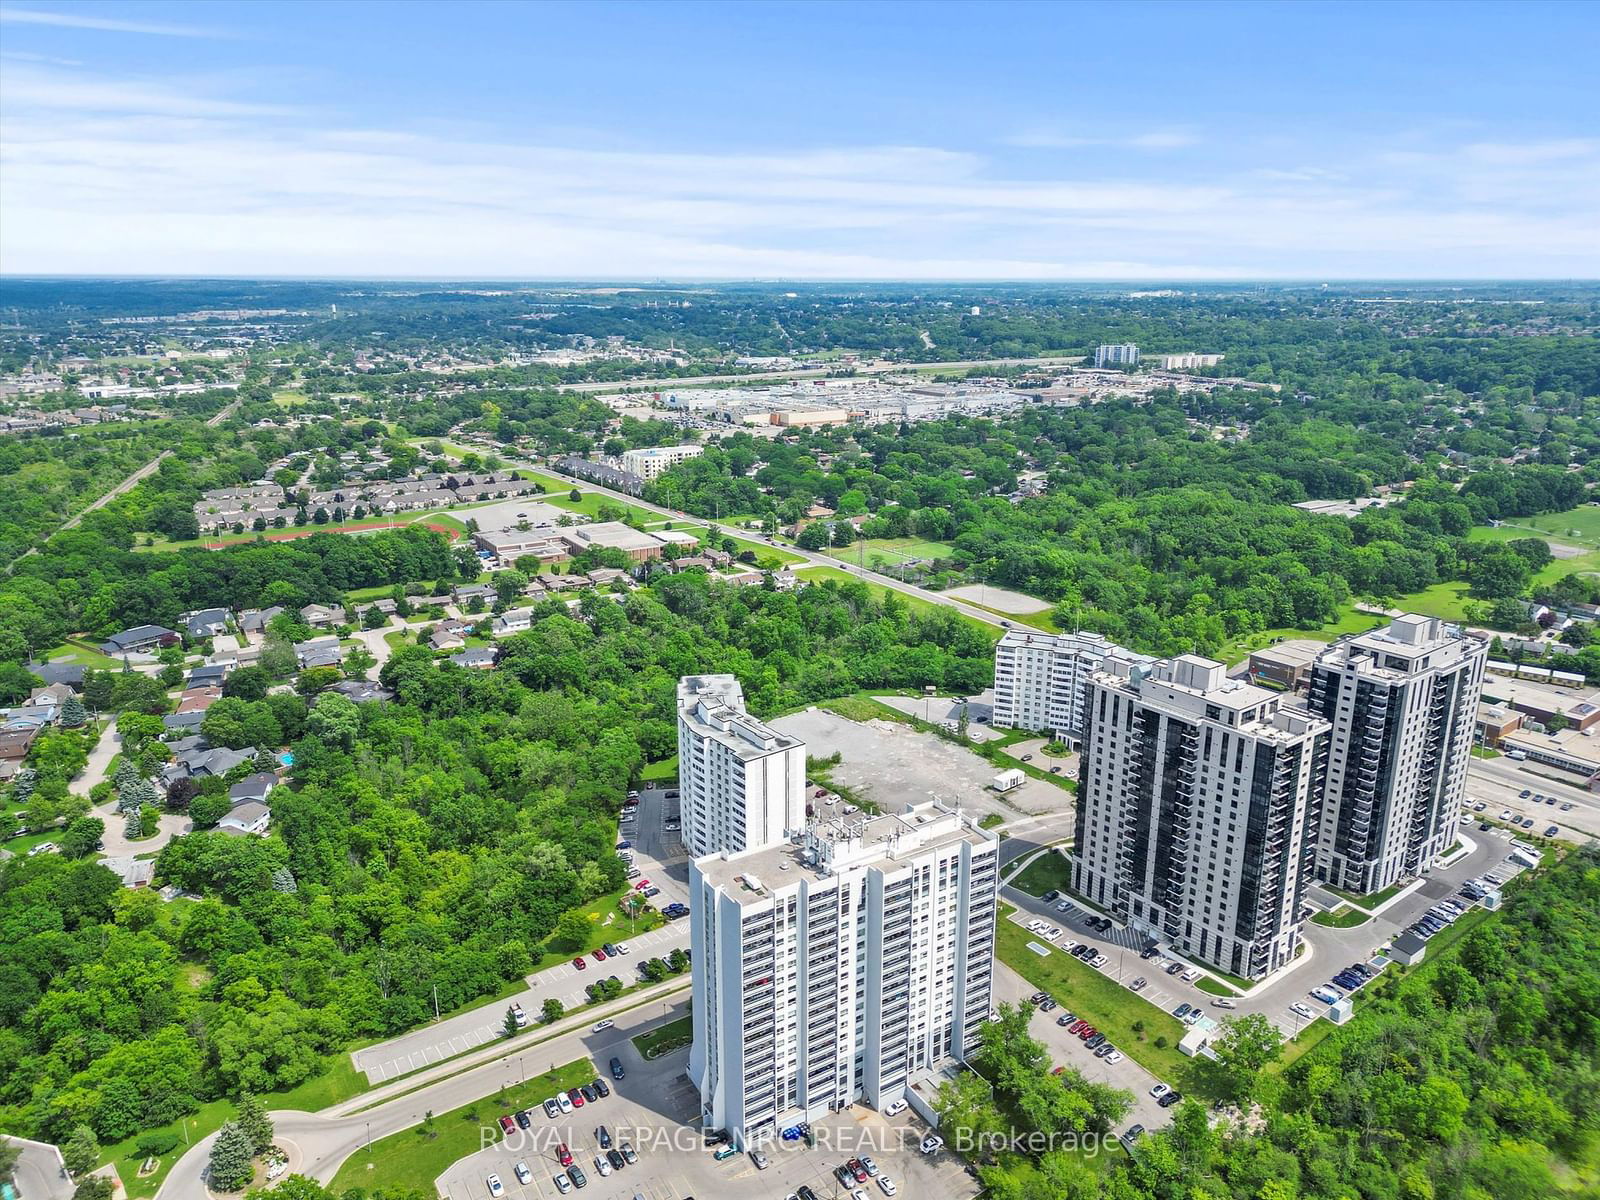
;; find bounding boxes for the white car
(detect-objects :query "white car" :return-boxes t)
[593,1155,612,1177]
[1290,1002,1316,1020]
[920,1135,943,1154]
[878,1177,897,1196]
[614,942,630,954]
[1105,1051,1124,1065]
[1150,1083,1170,1100]
[1500,810,1513,821]
[1180,968,1200,982]
[861,1155,878,1177]
[513,1162,532,1185]
[552,1173,572,1194]
[882,1099,907,1117]
[1055,901,1071,912]
[556,1092,574,1114]
[593,1019,615,1032]
[486,1175,505,1198]
[1092,954,1109,968]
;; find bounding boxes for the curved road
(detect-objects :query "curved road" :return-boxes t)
[157,991,689,1199]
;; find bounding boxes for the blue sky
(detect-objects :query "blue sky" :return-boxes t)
[2,0,1596,278]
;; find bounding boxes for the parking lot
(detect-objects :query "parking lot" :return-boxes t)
[771,707,1076,839]
[1002,821,1537,1044]
[435,1016,978,1200]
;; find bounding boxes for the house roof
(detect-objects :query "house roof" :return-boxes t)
[103,624,178,650]
[219,800,271,828]
[229,772,277,802]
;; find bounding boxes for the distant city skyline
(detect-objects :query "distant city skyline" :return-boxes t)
[1,0,1597,278]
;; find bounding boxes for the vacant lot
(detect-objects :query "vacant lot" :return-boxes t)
[771,707,1073,829]
[944,583,1055,614]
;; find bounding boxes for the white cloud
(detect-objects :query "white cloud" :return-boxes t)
[0,6,232,38]
[1,63,1595,278]
[1003,127,1200,151]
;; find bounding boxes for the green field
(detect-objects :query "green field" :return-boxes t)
[1008,851,1073,897]
[540,886,664,959]
[37,639,124,670]
[1311,904,1373,928]
[638,756,678,782]
[1216,605,1387,666]
[632,1014,694,1060]
[329,1059,595,1194]
[824,536,957,567]
[793,565,1003,642]
[1470,504,1600,548]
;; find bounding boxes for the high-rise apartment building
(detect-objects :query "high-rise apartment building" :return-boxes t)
[690,802,998,1146]
[1071,654,1330,980]
[1304,615,1486,894]
[1094,343,1140,368]
[677,675,806,859]
[993,630,1155,746]
[620,443,703,479]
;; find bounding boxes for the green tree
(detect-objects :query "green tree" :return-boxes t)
[552,908,593,951]
[235,1093,275,1156]
[62,1125,100,1177]
[1210,1011,1284,1101]
[541,998,565,1024]
[207,1120,255,1191]
[60,694,89,728]
[59,815,105,859]
[502,1007,520,1039]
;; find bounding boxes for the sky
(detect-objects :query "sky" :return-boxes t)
[1,0,1597,280]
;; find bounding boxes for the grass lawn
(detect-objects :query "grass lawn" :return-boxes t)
[823,536,956,567]
[98,1056,373,1198]
[819,693,913,724]
[722,533,805,566]
[541,887,664,960]
[1326,880,1406,911]
[1009,852,1073,897]
[979,813,1005,830]
[995,904,1200,1093]
[1215,605,1386,666]
[1193,975,1239,998]
[329,1059,595,1194]
[1382,580,1476,623]
[632,1014,694,1060]
[795,565,1002,642]
[39,640,124,670]
[639,756,678,783]
[1311,905,1372,928]
[959,598,1061,633]
[271,389,310,405]
[1468,504,1600,548]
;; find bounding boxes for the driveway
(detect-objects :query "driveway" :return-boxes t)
[70,721,121,800]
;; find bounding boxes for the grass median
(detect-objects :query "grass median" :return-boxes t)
[1009,852,1072,897]
[632,1014,694,1060]
[330,1059,596,1193]
[995,904,1203,1094]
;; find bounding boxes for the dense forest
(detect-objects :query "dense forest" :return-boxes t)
[940,845,1600,1200]
[0,568,992,1144]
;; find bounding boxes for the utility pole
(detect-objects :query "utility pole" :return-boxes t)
[433,985,440,1022]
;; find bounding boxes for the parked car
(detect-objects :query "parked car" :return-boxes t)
[610,1056,626,1080]
[592,1155,612,1178]
[566,1165,586,1189]
[487,1176,504,1198]
[514,1162,532,1185]
[619,1142,637,1165]
[591,1077,609,1098]
[498,1115,515,1135]
[883,1098,908,1117]
[750,1150,770,1170]
[921,1135,943,1154]
[542,1098,560,1119]
[572,956,587,971]
[552,1172,572,1194]
[1159,1090,1183,1108]
[557,1144,574,1167]
[1150,1083,1170,1100]
[514,1109,531,1129]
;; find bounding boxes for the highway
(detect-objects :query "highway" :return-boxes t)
[501,452,1015,633]
[555,354,1085,395]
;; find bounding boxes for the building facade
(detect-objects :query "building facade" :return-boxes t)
[621,443,704,479]
[690,803,998,1147]
[1071,655,1330,980]
[677,675,807,859]
[1094,343,1140,368]
[993,630,1155,746]
[1305,616,1487,894]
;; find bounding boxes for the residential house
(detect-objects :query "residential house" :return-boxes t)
[228,772,278,805]
[178,608,231,640]
[99,624,179,656]
[174,686,222,716]
[299,603,347,629]
[187,663,228,690]
[25,662,84,690]
[449,648,497,670]
[295,639,344,669]
[28,683,76,710]
[161,743,253,789]
[328,679,393,704]
[217,801,272,836]
[237,606,285,639]
[451,583,495,606]
[429,624,467,652]
[163,710,207,735]
[491,608,536,636]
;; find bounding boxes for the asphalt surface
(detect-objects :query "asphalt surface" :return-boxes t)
[554,355,1086,395]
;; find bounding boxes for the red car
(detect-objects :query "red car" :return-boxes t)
[1078,1025,1096,1041]
[848,1158,868,1182]
[1070,1019,1088,1035]
[568,1087,585,1108]
[557,1144,573,1167]
[498,1115,516,1135]
[634,879,650,891]
[593,948,607,962]
[572,956,587,971]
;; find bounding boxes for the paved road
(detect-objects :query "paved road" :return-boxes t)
[555,355,1086,395]
[159,990,694,1199]
[69,721,121,800]
[1467,756,1600,841]
[500,451,1016,632]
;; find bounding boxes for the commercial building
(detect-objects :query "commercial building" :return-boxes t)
[1497,726,1600,786]
[1474,702,1525,747]
[620,443,703,479]
[1093,343,1140,368]
[1305,615,1486,895]
[1482,677,1600,733]
[690,801,998,1147]
[1070,654,1330,980]
[558,522,665,563]
[1246,639,1328,692]
[677,675,806,859]
[992,630,1154,745]
[1156,353,1224,370]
